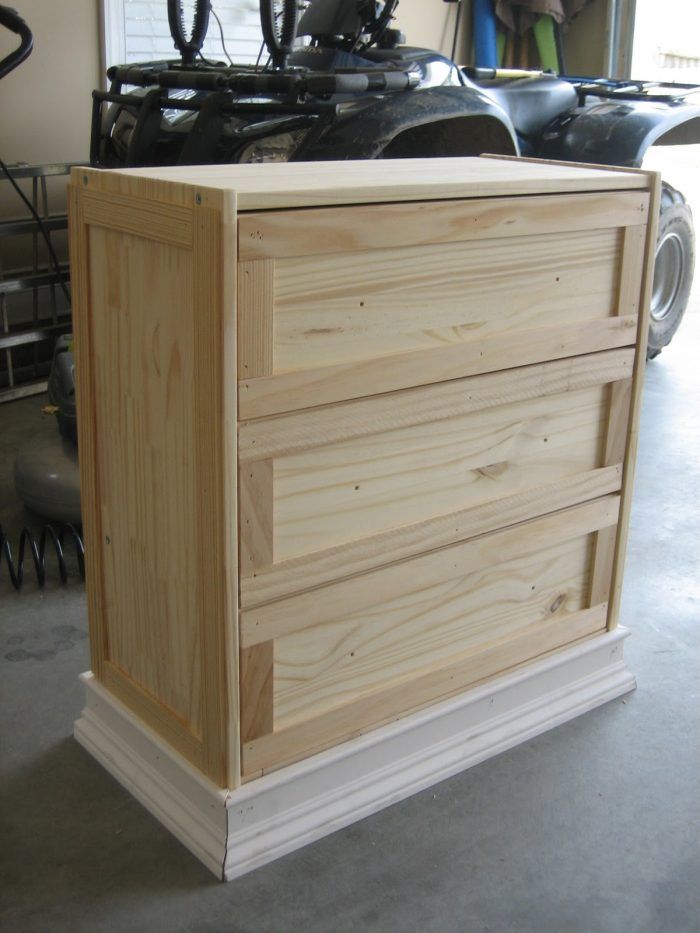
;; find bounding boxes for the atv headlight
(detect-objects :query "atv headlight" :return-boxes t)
[238,130,308,163]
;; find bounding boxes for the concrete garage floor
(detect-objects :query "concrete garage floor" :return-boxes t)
[1,152,699,932]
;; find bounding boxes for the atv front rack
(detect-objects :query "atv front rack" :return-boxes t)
[91,60,421,166]
[564,76,700,105]
[105,60,420,97]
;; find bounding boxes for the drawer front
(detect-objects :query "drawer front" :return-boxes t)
[239,496,617,777]
[238,348,632,609]
[237,191,648,419]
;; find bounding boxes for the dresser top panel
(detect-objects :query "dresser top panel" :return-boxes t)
[77,156,651,212]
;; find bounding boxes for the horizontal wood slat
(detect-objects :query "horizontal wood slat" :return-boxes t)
[238,191,649,261]
[239,348,634,463]
[241,495,619,646]
[239,464,622,609]
[242,604,608,774]
[81,190,193,247]
[239,315,638,419]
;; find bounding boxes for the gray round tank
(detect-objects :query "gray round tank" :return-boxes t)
[14,434,81,524]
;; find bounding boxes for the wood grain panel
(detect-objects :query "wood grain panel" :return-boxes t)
[607,175,662,629]
[238,314,638,419]
[238,349,633,463]
[240,465,622,608]
[242,604,607,775]
[81,189,193,247]
[239,459,274,574]
[103,661,204,764]
[273,533,595,726]
[238,259,274,379]
[79,156,647,212]
[590,224,647,613]
[88,225,202,733]
[240,643,274,742]
[272,384,609,562]
[238,191,648,260]
[79,187,237,787]
[192,194,238,786]
[272,229,620,372]
[242,495,619,647]
[68,186,108,679]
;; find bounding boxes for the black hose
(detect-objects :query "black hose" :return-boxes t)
[0,524,85,591]
[0,4,33,80]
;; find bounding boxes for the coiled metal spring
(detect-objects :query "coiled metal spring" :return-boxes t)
[0,523,85,590]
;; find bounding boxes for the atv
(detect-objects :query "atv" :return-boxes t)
[12,0,700,356]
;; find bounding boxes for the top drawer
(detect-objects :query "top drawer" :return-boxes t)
[237,190,648,419]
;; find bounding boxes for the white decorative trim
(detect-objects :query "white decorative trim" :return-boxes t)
[74,628,636,881]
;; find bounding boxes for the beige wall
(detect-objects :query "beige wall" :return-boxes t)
[394,0,471,62]
[563,0,610,76]
[0,0,101,166]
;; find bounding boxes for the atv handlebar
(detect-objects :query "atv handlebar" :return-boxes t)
[0,5,33,81]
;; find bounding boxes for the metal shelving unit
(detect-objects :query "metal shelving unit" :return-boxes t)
[0,162,82,403]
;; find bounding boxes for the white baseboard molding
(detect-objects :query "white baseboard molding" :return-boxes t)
[74,627,635,881]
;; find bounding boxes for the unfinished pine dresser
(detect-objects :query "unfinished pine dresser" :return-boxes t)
[70,156,658,880]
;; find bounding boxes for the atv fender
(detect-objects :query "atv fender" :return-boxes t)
[302,85,518,160]
[539,99,700,168]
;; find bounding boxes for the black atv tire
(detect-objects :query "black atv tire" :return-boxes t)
[647,182,695,360]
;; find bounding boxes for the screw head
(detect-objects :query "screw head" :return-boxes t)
[195,193,202,205]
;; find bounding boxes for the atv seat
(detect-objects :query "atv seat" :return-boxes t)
[475,75,577,140]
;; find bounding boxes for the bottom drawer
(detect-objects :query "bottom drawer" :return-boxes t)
[239,495,618,778]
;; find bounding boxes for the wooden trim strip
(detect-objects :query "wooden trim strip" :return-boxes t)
[589,377,634,606]
[616,225,647,316]
[238,259,274,379]
[239,459,274,574]
[240,642,274,742]
[238,191,649,261]
[81,189,193,247]
[242,605,608,775]
[192,198,233,786]
[607,172,662,629]
[68,186,108,678]
[103,662,204,765]
[239,348,634,463]
[239,314,638,420]
[241,495,619,646]
[240,464,623,609]
[480,153,653,184]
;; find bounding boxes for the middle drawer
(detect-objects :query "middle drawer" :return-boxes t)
[238,347,633,610]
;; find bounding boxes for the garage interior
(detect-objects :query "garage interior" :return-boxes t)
[1,2,699,931]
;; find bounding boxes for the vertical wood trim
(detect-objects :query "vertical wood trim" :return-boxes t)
[238,259,274,379]
[68,184,108,678]
[616,225,646,316]
[607,174,662,629]
[219,190,241,789]
[239,459,274,575]
[240,642,274,743]
[192,190,234,786]
[589,378,633,606]
[590,221,648,613]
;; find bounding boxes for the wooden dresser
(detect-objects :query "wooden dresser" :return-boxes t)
[70,157,657,879]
